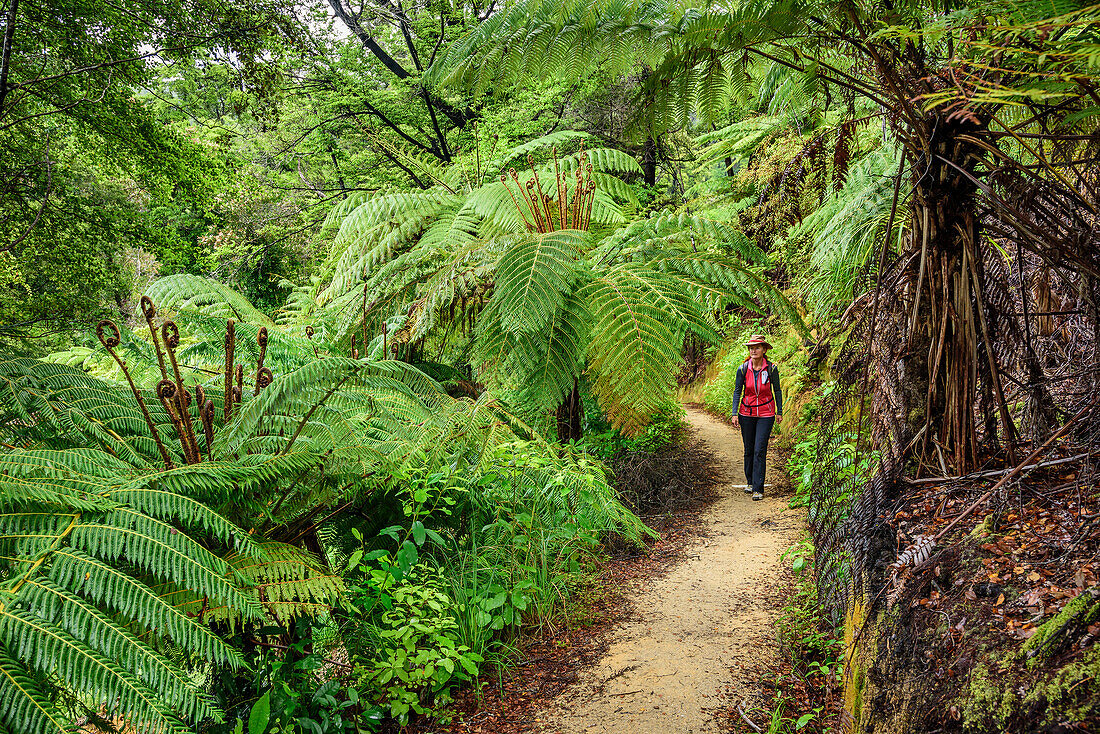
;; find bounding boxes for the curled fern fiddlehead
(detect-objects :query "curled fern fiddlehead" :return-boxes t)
[140,295,170,382]
[95,320,120,349]
[160,321,200,462]
[156,379,194,464]
[201,398,216,455]
[96,319,174,469]
[161,320,180,350]
[224,319,236,422]
[254,327,269,396]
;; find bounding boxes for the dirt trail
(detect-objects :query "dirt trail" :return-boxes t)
[537,406,804,734]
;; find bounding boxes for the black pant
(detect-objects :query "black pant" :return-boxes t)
[738,415,775,493]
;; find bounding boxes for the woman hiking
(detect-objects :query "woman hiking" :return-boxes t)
[732,335,783,501]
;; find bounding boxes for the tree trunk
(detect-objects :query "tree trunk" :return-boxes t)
[899,113,1017,473]
[642,135,657,188]
[555,379,582,442]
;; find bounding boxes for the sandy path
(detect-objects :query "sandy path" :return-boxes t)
[537,406,804,734]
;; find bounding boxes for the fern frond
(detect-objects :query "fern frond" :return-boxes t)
[492,231,587,335]
[106,487,257,553]
[70,509,260,615]
[495,131,593,171]
[582,263,690,435]
[17,579,219,724]
[48,548,243,666]
[145,275,274,326]
[0,647,67,734]
[0,608,192,734]
[223,542,345,625]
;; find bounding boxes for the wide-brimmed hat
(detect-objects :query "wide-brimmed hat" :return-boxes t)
[745,334,772,350]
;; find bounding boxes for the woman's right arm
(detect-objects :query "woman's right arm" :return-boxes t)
[731,365,744,418]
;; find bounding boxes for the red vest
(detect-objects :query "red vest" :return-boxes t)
[739,359,776,418]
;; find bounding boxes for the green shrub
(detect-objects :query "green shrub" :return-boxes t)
[579,403,687,459]
[337,440,648,727]
[349,564,482,726]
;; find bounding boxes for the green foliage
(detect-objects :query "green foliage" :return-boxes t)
[351,565,482,725]
[215,618,370,734]
[579,403,686,459]
[426,0,668,103]
[0,0,299,348]
[786,424,878,519]
[764,539,844,734]
[289,137,801,436]
[783,144,905,317]
[330,436,644,727]
[0,346,365,732]
[429,0,808,131]
[0,301,550,731]
[0,456,256,731]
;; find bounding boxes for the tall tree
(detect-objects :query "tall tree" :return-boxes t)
[0,0,297,343]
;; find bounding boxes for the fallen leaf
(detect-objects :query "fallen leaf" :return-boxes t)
[996,593,1005,605]
[1027,571,1042,582]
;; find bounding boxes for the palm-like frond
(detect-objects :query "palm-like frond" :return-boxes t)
[426,0,669,97]
[0,440,256,732]
[145,275,275,326]
[493,231,587,335]
[787,144,905,315]
[582,263,695,434]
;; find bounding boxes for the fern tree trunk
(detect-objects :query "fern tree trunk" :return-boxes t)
[893,112,1018,474]
[839,13,1021,476]
[642,135,657,188]
[556,379,582,442]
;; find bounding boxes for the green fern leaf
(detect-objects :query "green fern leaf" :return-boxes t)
[0,647,67,734]
[492,231,587,335]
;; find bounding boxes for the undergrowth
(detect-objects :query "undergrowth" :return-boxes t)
[753,539,844,734]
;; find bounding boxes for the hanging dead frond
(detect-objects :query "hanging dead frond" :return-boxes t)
[833,120,854,191]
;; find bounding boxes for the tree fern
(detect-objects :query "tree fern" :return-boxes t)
[135,138,800,437]
[0,456,257,732]
[3,276,662,730]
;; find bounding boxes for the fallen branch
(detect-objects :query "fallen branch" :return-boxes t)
[737,703,763,733]
[934,395,1098,543]
[904,452,1095,486]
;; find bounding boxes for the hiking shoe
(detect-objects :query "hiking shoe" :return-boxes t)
[743,486,753,494]
[752,491,763,501]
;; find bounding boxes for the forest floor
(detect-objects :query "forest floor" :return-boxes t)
[442,406,805,734]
